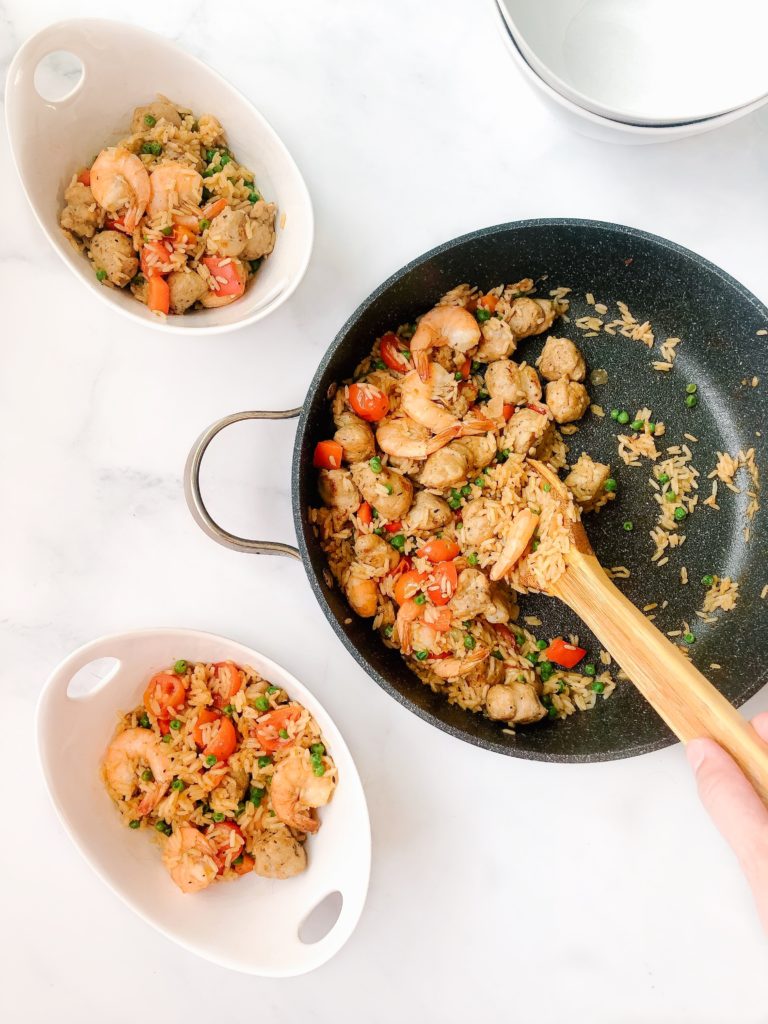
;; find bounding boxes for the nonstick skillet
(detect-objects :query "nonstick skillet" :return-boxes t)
[185,219,768,762]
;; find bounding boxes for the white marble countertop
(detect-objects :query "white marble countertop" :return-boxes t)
[2,1,768,1020]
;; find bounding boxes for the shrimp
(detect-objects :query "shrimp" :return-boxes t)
[147,162,203,222]
[490,508,539,581]
[162,826,219,894]
[345,573,379,617]
[270,748,336,834]
[89,147,150,232]
[430,646,490,679]
[102,727,172,815]
[411,305,481,381]
[401,365,494,437]
[376,416,461,460]
[395,597,424,655]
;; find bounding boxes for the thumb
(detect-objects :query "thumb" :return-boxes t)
[687,734,768,892]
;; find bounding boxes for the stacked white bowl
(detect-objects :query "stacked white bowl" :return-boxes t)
[494,0,768,144]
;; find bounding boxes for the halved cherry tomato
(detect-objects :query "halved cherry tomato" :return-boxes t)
[502,403,515,421]
[141,240,174,278]
[76,168,91,187]
[148,275,170,315]
[417,538,460,562]
[379,332,411,373]
[426,561,458,606]
[233,853,255,875]
[201,256,246,298]
[394,569,427,605]
[204,716,238,761]
[313,440,344,470]
[172,223,197,248]
[543,637,587,669]
[193,708,221,748]
[254,706,301,753]
[201,197,228,220]
[158,716,171,736]
[348,382,389,422]
[207,821,245,873]
[459,358,471,380]
[388,556,412,578]
[211,661,243,707]
[423,605,452,632]
[144,673,187,716]
[478,292,498,313]
[357,502,373,526]
[383,520,402,534]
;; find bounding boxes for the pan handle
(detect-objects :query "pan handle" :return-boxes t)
[184,409,303,559]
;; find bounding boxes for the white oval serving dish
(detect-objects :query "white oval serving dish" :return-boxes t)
[37,628,370,976]
[5,19,314,335]
[498,0,768,126]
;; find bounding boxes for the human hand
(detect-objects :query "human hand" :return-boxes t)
[687,711,768,932]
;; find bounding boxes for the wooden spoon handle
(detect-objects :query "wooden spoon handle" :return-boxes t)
[557,553,768,804]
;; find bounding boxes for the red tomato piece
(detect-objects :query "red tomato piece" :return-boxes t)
[380,332,412,373]
[502,403,515,421]
[211,661,243,708]
[383,520,402,534]
[204,716,238,761]
[459,358,471,380]
[348,382,389,422]
[357,502,373,525]
[233,853,255,876]
[77,169,91,187]
[313,440,344,470]
[426,561,458,606]
[193,708,221,748]
[206,821,245,873]
[417,538,460,562]
[254,706,301,753]
[543,637,587,669]
[148,275,170,315]
[394,569,427,606]
[140,240,174,278]
[201,256,246,298]
[423,605,452,632]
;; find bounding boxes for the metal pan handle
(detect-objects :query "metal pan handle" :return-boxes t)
[184,409,303,559]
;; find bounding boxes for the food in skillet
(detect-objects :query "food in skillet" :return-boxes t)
[310,282,620,728]
[59,96,276,317]
[102,660,336,893]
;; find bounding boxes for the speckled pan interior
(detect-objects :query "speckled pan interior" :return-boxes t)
[292,219,768,762]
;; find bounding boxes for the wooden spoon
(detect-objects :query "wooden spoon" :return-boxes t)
[526,459,768,801]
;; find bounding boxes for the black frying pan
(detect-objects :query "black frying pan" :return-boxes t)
[185,219,768,763]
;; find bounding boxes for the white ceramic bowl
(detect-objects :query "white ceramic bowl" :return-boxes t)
[494,5,768,145]
[497,0,768,126]
[37,628,370,976]
[5,19,314,335]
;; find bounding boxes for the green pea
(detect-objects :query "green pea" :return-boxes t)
[610,408,620,420]
[248,191,260,203]
[254,695,270,711]
[267,686,279,694]
[383,624,394,639]
[685,394,698,408]
[129,819,141,829]
[467,552,479,566]
[685,383,697,395]
[630,419,644,431]
[390,534,406,551]
[471,360,483,373]
[173,660,188,674]
[477,390,490,402]
[617,411,630,425]
[369,456,382,473]
[526,651,539,664]
[130,274,145,287]
[548,706,559,719]
[556,681,566,694]
[532,540,540,552]
[232,855,244,866]
[155,820,170,833]
[171,779,185,792]
[199,218,211,231]
[475,476,485,487]
[657,472,670,484]
[311,743,325,756]
[648,422,656,434]
[413,593,426,605]
[376,359,387,371]
[536,639,547,650]
[415,650,429,661]
[497,449,510,463]
[204,149,217,162]
[95,268,107,282]
[162,734,173,743]
[141,141,162,156]
[542,482,551,492]
[604,478,617,493]
[491,650,503,661]
[235,802,246,817]
[278,728,289,739]
[454,371,463,381]
[384,483,394,494]
[683,632,695,644]
[583,663,597,677]
[701,574,714,586]
[623,520,634,531]
[665,490,677,501]
[220,153,231,166]
[464,635,476,650]
[374,527,385,537]
[144,114,157,127]
[258,755,272,768]
[590,681,605,693]
[448,490,462,510]
[201,187,213,203]
[139,713,151,729]
[460,485,472,498]
[212,811,225,822]
[223,704,235,716]
[250,787,265,806]
[205,755,217,767]
[476,308,491,323]
[674,506,687,521]
[201,167,216,178]
[539,660,554,682]
[141,769,153,782]
[312,761,326,777]
[161,225,173,236]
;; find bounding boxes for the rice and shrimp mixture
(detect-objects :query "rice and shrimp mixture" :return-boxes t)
[59,95,276,317]
[102,660,336,894]
[309,281,619,732]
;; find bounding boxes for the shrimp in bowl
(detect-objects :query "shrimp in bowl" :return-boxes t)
[59,95,277,318]
[101,660,337,894]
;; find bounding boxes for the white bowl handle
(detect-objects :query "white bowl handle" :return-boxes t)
[5,20,111,110]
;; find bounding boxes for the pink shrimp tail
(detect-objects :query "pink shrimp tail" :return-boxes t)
[426,424,462,454]
[460,415,496,435]
[413,349,431,382]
